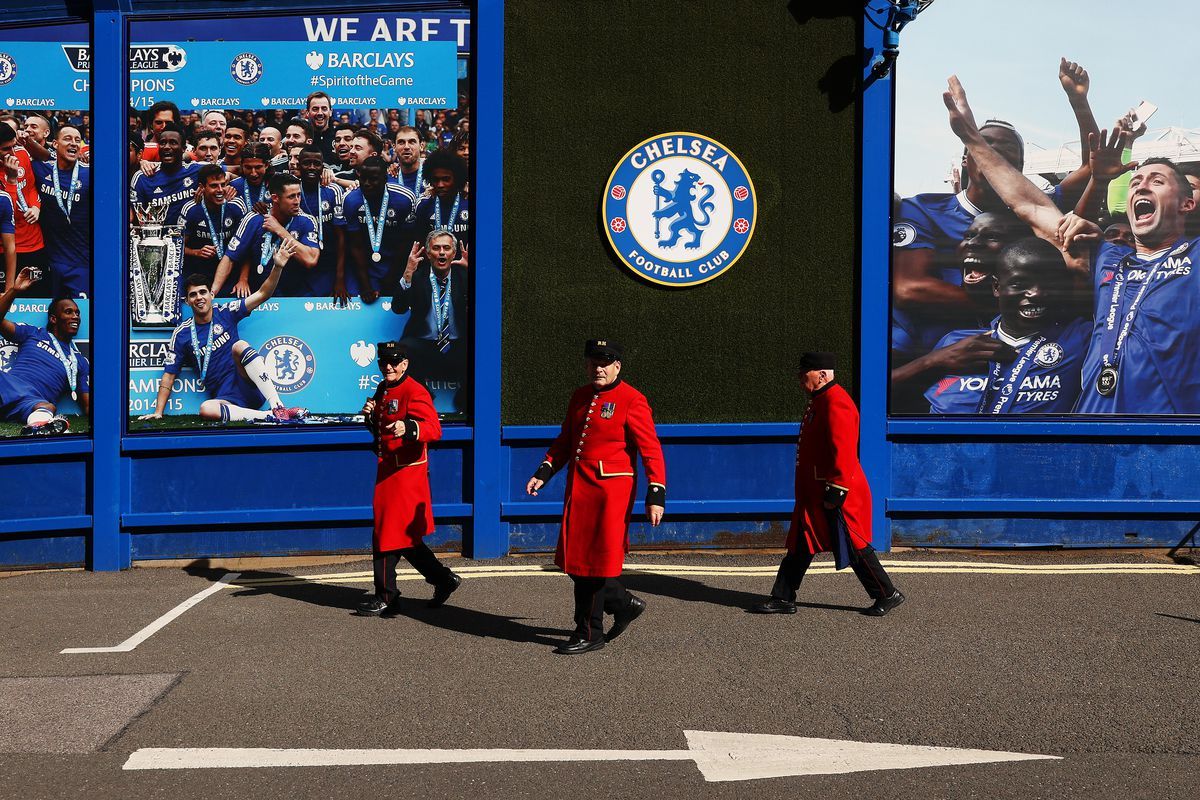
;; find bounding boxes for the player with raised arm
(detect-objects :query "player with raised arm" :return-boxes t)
[943,75,1200,414]
[0,267,90,435]
[213,172,320,297]
[139,238,306,425]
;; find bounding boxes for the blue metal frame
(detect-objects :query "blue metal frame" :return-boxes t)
[470,0,505,558]
[859,7,892,550]
[92,1,130,569]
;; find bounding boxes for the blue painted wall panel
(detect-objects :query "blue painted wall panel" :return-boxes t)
[508,520,788,553]
[505,441,796,506]
[0,460,88,522]
[892,441,1200,502]
[892,517,1194,549]
[128,445,466,515]
[0,534,86,569]
[131,524,464,560]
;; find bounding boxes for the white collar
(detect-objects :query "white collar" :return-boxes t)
[956,190,982,218]
[995,322,1033,347]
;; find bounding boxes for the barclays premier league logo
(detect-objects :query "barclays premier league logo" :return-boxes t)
[230,53,264,86]
[604,132,756,287]
[263,335,315,393]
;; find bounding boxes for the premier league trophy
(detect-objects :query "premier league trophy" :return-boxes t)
[130,202,184,327]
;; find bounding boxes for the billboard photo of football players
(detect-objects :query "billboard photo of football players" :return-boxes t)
[889,0,1200,417]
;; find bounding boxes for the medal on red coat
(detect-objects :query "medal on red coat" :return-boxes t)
[387,398,399,414]
[601,402,616,419]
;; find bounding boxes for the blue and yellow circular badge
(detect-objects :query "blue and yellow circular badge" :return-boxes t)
[603,132,756,287]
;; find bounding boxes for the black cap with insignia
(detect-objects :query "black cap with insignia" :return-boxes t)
[797,351,837,372]
[584,339,623,362]
[377,341,409,364]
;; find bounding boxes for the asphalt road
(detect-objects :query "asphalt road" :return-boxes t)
[1,550,1197,799]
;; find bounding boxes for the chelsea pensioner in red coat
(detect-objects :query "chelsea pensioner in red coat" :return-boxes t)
[355,341,460,618]
[526,340,666,655]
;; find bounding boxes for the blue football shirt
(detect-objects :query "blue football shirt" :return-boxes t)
[130,162,202,225]
[891,191,980,358]
[1,322,91,404]
[925,316,1090,414]
[342,183,415,289]
[1075,237,1200,414]
[32,160,91,281]
[225,212,321,294]
[164,299,250,401]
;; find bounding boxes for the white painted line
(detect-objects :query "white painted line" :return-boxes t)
[124,730,1060,783]
[61,573,240,654]
[123,747,694,770]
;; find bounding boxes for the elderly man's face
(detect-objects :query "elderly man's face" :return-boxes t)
[587,357,621,388]
[801,369,832,393]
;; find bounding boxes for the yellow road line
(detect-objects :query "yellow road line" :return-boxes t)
[230,561,1198,588]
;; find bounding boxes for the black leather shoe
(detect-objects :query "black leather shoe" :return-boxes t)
[606,596,646,642]
[428,573,462,608]
[863,590,905,617]
[554,637,606,655]
[748,599,797,614]
[354,598,389,616]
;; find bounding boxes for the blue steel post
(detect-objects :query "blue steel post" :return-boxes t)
[468,0,506,558]
[90,3,131,570]
[860,8,893,550]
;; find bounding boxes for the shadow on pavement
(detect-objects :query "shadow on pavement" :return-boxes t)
[185,564,368,611]
[1156,612,1200,625]
[184,562,571,646]
[397,604,571,648]
[621,571,860,614]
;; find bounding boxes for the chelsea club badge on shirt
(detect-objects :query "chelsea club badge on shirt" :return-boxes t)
[603,132,756,288]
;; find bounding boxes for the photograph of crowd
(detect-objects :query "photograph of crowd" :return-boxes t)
[128,84,471,428]
[889,0,1200,416]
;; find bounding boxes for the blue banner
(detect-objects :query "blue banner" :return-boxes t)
[128,41,458,110]
[130,12,470,51]
[128,300,464,418]
[0,42,89,110]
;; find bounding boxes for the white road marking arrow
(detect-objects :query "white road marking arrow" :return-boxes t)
[123,731,1059,782]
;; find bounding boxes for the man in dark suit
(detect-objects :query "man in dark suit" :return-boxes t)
[392,230,468,408]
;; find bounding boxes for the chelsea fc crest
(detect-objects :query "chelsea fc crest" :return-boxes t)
[230,53,264,86]
[603,132,756,287]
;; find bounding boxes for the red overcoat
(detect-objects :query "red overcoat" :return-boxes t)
[542,380,666,578]
[370,376,442,551]
[785,382,873,555]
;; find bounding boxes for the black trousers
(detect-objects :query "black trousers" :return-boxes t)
[372,541,454,603]
[770,545,896,603]
[569,575,634,642]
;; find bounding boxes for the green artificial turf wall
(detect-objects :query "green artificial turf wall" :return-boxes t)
[501,1,859,423]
